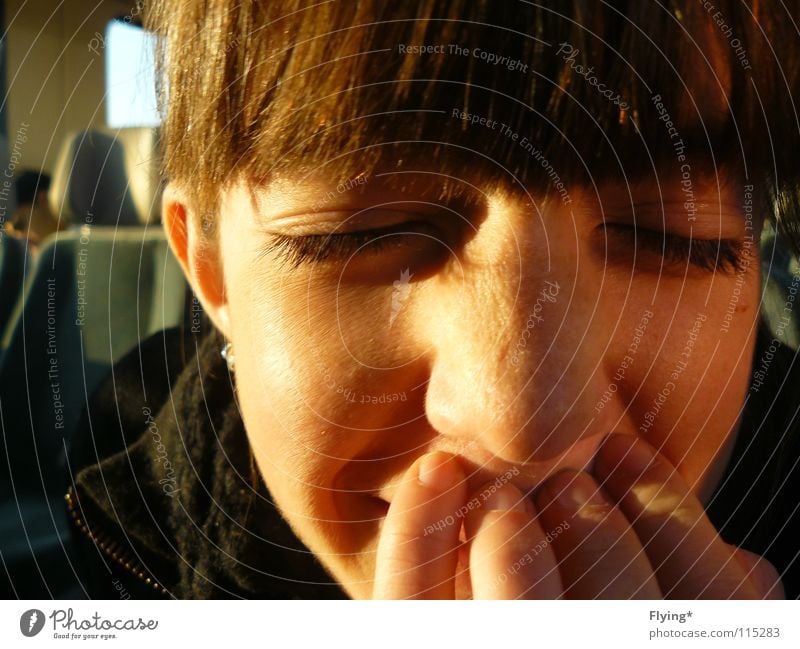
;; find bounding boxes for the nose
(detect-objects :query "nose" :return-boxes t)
[420,198,620,463]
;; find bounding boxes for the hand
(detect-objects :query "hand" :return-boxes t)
[371,434,785,599]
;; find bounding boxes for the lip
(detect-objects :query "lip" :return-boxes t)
[373,432,618,507]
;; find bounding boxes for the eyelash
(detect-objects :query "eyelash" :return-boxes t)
[601,223,748,274]
[263,220,749,274]
[264,221,433,268]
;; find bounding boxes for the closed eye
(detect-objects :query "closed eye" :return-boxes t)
[261,220,442,269]
[600,223,750,274]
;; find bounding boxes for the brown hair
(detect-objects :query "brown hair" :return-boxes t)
[146,0,800,245]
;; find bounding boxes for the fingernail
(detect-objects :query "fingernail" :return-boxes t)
[482,483,530,513]
[556,473,603,509]
[418,453,456,491]
[619,436,656,472]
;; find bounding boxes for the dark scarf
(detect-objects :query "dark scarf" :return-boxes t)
[70,323,799,599]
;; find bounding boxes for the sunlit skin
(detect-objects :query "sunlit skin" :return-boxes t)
[163,165,783,599]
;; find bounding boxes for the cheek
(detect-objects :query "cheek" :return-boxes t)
[225,274,416,544]
[219,275,340,526]
[611,273,759,485]
[230,333,385,575]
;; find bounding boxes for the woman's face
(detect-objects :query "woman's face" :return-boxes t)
[208,166,761,598]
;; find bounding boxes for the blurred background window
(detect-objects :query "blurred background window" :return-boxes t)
[104,18,159,128]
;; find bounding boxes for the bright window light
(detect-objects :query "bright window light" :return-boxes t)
[104,20,160,128]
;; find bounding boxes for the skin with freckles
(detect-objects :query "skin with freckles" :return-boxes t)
[162,161,783,598]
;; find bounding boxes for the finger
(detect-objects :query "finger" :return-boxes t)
[732,546,785,600]
[464,482,563,599]
[535,470,662,599]
[594,434,762,598]
[372,451,467,599]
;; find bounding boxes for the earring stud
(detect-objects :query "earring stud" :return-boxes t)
[221,342,235,372]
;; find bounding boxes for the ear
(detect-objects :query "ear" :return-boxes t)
[162,183,231,337]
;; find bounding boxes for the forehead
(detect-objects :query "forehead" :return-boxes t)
[243,157,742,232]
